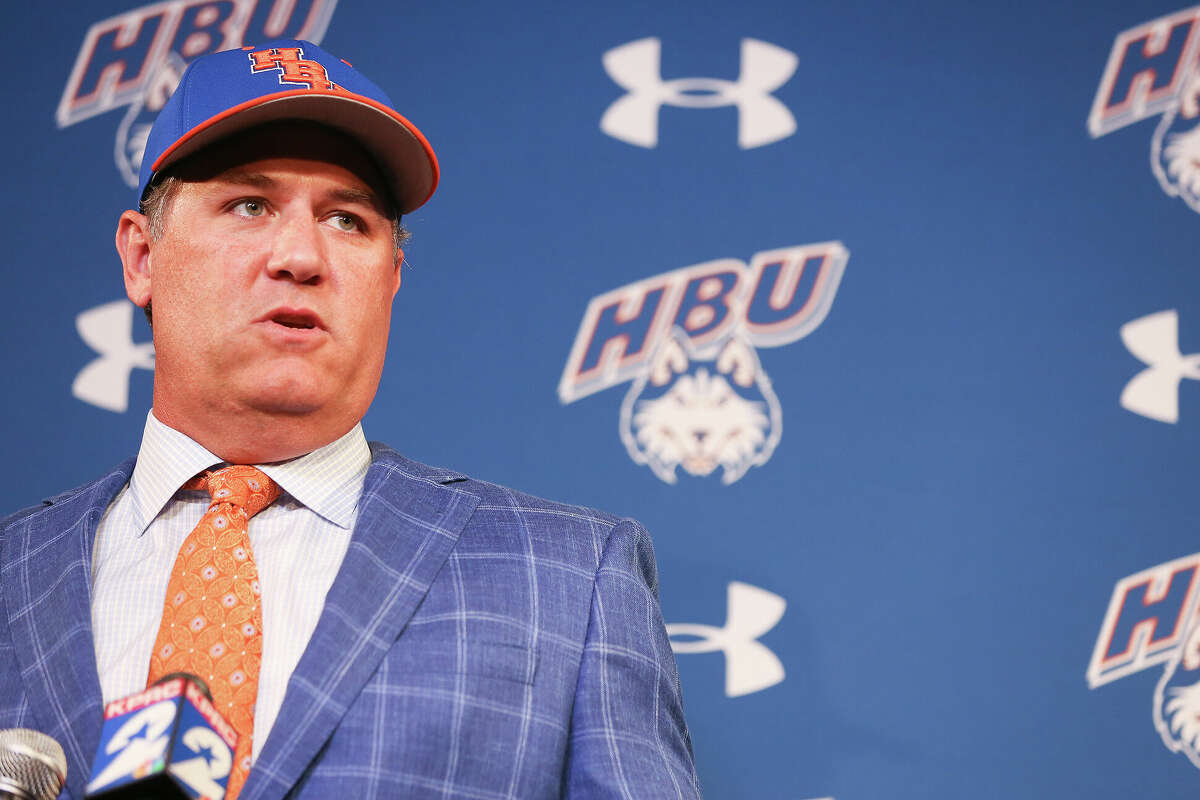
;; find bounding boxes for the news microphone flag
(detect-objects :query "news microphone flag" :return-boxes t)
[85,676,237,800]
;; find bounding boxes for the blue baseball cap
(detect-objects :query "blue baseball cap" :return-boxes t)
[138,39,438,214]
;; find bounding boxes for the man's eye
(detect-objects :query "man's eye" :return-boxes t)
[327,214,359,232]
[232,200,266,217]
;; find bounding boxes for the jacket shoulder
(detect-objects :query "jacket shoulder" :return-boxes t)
[366,443,626,527]
[366,444,657,590]
[0,458,136,534]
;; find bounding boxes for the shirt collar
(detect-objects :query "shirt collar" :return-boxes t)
[256,426,370,530]
[128,411,371,534]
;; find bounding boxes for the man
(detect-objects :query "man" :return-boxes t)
[0,40,701,800]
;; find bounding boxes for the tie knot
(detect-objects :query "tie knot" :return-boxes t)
[185,465,280,518]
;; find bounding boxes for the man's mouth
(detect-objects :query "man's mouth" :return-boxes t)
[272,313,316,329]
[261,308,323,331]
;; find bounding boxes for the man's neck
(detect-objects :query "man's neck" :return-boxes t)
[150,402,357,464]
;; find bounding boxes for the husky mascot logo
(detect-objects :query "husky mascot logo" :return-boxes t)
[559,242,847,485]
[620,330,781,484]
[1089,7,1200,213]
[1087,553,1200,771]
[1152,69,1200,212]
[1155,616,1200,767]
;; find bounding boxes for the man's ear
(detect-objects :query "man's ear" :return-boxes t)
[392,247,404,295]
[116,210,153,308]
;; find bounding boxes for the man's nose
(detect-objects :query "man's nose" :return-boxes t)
[265,214,326,285]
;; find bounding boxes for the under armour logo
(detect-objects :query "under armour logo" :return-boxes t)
[600,37,798,149]
[73,300,155,413]
[666,581,785,697]
[1120,309,1200,424]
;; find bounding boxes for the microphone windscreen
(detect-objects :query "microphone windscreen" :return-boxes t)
[0,729,67,800]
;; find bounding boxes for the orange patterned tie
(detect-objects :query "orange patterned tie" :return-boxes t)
[147,465,280,799]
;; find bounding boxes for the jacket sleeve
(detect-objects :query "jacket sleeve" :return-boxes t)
[563,518,702,799]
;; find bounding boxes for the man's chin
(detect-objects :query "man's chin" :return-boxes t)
[244,394,326,416]
[238,371,330,416]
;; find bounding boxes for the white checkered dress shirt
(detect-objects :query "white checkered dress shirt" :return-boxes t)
[90,411,369,759]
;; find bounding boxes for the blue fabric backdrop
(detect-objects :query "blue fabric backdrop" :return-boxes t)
[5,1,1200,796]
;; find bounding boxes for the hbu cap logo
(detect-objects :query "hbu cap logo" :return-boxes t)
[1119,309,1200,423]
[601,37,798,149]
[248,46,342,91]
[667,581,786,698]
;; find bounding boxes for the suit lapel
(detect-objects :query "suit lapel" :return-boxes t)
[2,461,132,800]
[246,447,479,800]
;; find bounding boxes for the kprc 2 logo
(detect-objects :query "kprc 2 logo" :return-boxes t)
[1087,555,1200,770]
[558,242,848,485]
[1089,7,1200,212]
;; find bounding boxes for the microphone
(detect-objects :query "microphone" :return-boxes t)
[85,675,237,800]
[0,729,66,800]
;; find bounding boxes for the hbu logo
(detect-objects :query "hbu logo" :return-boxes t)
[601,37,798,149]
[248,45,342,90]
[1088,7,1200,213]
[558,242,847,485]
[1087,554,1200,771]
[56,0,339,189]
[667,581,786,698]
[1119,309,1200,423]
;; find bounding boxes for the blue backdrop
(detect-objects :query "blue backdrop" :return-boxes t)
[5,1,1200,797]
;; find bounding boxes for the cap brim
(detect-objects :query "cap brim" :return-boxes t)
[149,89,438,214]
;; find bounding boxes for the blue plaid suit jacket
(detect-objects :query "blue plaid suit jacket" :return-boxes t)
[0,444,700,799]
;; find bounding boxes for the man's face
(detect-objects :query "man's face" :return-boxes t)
[134,122,401,446]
